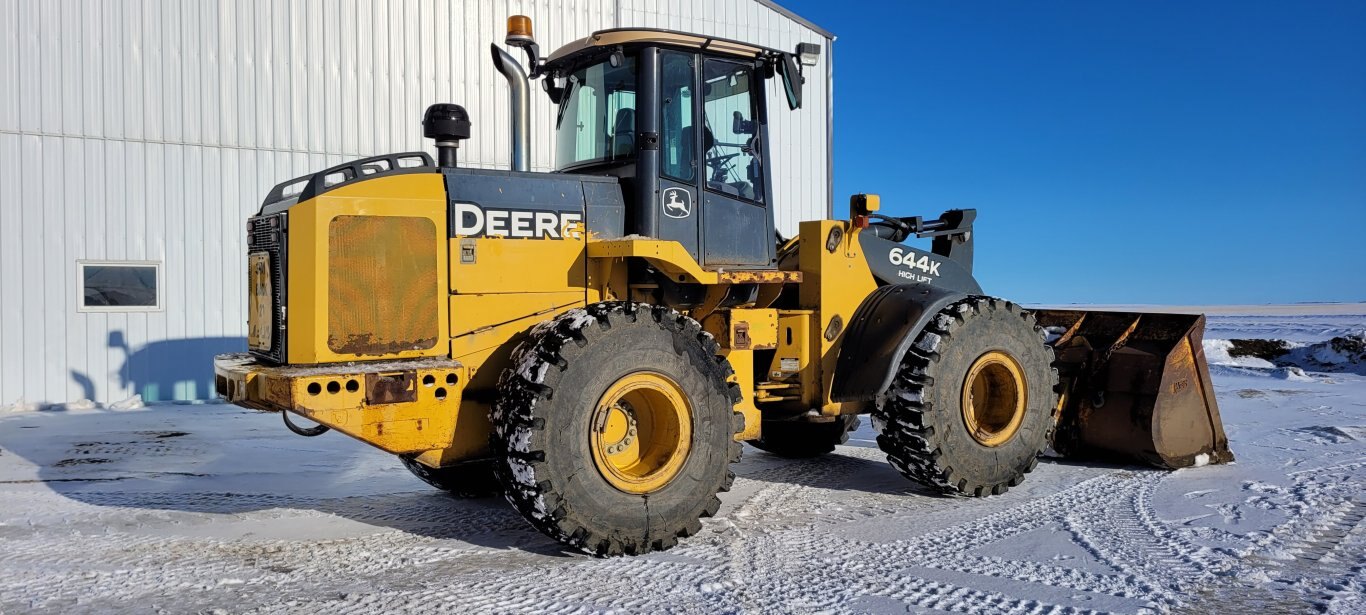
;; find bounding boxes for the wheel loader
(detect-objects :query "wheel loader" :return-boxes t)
[214,17,1233,556]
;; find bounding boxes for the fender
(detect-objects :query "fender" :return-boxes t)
[860,234,980,290]
[830,283,968,403]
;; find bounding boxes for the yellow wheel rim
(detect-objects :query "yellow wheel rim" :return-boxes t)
[590,371,693,494]
[961,351,1028,447]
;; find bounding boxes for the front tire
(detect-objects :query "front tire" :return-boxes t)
[874,297,1057,496]
[492,302,743,556]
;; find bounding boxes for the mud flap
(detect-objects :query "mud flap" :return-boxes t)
[1036,310,1234,469]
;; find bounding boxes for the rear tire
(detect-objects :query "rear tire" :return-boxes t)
[399,456,500,498]
[748,416,861,458]
[492,302,743,556]
[873,297,1057,496]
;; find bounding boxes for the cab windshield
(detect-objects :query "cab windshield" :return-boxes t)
[554,56,638,171]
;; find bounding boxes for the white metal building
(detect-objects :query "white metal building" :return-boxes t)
[0,0,833,405]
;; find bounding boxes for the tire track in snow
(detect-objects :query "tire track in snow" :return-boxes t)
[630,467,1170,612]
[1177,460,1366,613]
[874,578,1107,615]
[5,436,1360,613]
[616,464,1183,612]
[0,489,538,614]
[0,464,1227,614]
[238,465,1155,614]
[927,555,1141,599]
[1,524,522,614]
[848,471,1167,609]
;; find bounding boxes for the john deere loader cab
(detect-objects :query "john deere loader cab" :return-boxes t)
[216,16,1232,558]
[544,29,787,268]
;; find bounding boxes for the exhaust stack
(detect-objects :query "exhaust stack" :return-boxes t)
[490,44,531,172]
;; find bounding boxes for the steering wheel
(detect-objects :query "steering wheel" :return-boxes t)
[703,127,757,184]
[706,153,741,183]
[707,152,741,165]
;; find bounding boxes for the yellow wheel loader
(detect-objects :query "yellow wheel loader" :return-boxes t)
[215,17,1233,556]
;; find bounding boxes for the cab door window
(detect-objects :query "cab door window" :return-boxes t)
[660,51,696,183]
[702,58,763,204]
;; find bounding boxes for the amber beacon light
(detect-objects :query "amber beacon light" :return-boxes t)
[506,15,535,47]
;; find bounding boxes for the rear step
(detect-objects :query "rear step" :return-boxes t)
[1036,310,1235,468]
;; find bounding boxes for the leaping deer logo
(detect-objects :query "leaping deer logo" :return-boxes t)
[663,188,691,219]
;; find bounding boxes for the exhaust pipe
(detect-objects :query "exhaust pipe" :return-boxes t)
[490,44,530,172]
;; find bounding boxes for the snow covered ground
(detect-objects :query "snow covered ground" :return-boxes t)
[1,307,1363,614]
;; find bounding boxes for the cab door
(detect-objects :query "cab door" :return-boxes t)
[696,56,774,267]
[655,50,775,269]
[655,49,702,258]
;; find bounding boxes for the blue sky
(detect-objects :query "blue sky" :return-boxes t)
[780,1,1366,304]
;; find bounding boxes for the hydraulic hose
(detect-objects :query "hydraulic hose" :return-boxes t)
[282,410,330,437]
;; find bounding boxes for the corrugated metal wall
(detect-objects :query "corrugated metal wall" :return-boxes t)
[0,0,832,405]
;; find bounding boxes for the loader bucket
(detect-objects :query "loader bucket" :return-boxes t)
[1034,310,1234,469]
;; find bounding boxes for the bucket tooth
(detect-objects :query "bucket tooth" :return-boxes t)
[1036,310,1234,469]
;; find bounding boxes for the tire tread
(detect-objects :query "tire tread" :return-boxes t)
[872,296,1057,497]
[491,302,744,556]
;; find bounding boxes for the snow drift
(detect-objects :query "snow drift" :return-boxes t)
[1209,330,1366,376]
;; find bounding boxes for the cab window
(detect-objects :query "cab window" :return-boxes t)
[660,51,696,183]
[702,58,763,204]
[554,56,638,170]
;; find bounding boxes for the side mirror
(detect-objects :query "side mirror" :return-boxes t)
[777,53,803,110]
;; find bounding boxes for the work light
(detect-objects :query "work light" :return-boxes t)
[506,15,535,47]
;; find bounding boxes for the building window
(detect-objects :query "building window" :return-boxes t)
[77,261,162,312]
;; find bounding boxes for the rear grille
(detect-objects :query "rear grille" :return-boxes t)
[248,213,287,363]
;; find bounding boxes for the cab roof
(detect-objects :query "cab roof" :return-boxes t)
[545,28,781,68]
